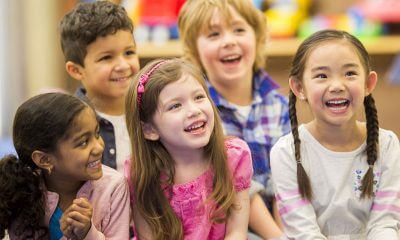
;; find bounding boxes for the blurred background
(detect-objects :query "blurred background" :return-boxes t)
[1,0,400,156]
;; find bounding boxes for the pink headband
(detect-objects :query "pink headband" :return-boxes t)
[137,60,170,106]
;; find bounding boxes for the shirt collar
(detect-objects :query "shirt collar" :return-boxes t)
[207,69,280,108]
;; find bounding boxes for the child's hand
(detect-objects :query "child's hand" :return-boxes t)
[60,197,93,240]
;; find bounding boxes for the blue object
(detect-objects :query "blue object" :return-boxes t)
[0,137,15,158]
[49,206,63,240]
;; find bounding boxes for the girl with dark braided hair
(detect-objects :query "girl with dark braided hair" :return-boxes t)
[270,29,400,239]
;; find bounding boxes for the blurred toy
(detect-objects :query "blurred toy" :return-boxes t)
[355,0,400,23]
[264,0,311,38]
[122,0,185,44]
[298,7,383,38]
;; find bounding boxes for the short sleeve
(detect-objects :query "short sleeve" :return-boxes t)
[225,137,253,192]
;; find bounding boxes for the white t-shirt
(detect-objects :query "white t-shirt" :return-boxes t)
[271,124,400,239]
[97,112,131,174]
[230,103,252,125]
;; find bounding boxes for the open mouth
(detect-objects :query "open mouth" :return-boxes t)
[325,99,350,112]
[220,54,241,64]
[110,76,130,82]
[184,121,206,133]
[87,159,101,168]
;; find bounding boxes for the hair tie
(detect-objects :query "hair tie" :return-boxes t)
[137,60,170,106]
[368,164,374,169]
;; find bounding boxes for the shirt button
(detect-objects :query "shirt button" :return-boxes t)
[109,148,115,155]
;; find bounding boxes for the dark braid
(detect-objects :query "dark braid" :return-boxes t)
[361,94,379,199]
[289,91,313,200]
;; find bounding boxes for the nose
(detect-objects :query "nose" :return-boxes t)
[187,102,201,118]
[114,56,130,71]
[221,32,236,48]
[328,77,345,93]
[92,136,105,156]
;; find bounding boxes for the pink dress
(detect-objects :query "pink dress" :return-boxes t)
[125,137,253,240]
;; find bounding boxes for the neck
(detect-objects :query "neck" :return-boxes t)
[45,174,84,197]
[210,73,253,106]
[168,148,209,184]
[87,94,125,115]
[306,120,366,151]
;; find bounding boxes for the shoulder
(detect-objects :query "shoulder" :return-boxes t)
[225,137,252,171]
[225,137,251,158]
[379,128,399,150]
[225,137,253,190]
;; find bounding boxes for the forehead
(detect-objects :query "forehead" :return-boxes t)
[86,30,135,54]
[203,5,248,30]
[305,40,363,68]
[159,75,204,100]
[65,107,97,138]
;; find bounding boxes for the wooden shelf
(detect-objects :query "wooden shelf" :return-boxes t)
[137,36,400,58]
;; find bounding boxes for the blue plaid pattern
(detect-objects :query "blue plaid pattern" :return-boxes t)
[208,69,291,188]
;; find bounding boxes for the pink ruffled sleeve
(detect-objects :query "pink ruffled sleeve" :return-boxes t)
[225,137,253,192]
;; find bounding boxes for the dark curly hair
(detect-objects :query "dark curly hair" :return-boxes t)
[59,0,134,66]
[0,93,88,239]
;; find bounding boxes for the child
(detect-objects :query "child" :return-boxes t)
[271,29,400,239]
[0,93,130,239]
[59,0,140,173]
[178,0,287,238]
[125,58,253,239]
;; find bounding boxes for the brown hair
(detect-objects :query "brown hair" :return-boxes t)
[125,58,236,239]
[59,0,134,66]
[178,0,268,71]
[289,29,379,200]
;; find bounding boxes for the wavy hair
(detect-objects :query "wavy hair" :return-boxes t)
[125,58,236,239]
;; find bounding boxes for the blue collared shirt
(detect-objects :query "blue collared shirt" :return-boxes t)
[208,69,291,188]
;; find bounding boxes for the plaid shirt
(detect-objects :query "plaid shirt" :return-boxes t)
[208,69,291,188]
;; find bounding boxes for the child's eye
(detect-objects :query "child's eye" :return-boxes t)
[195,94,206,100]
[77,139,89,148]
[207,32,220,38]
[99,55,111,61]
[314,74,327,79]
[125,50,136,56]
[95,130,100,139]
[234,28,245,33]
[345,71,357,77]
[168,103,181,111]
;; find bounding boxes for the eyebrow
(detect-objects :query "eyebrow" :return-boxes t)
[71,124,99,142]
[161,88,205,106]
[310,63,360,72]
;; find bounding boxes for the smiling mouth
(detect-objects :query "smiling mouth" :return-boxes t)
[325,99,350,111]
[221,55,241,63]
[111,76,130,82]
[184,121,206,133]
[87,159,101,168]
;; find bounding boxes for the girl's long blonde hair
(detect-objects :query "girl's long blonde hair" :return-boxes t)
[125,58,236,239]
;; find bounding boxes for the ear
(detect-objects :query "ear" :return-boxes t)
[141,122,160,141]
[365,71,378,96]
[65,61,84,81]
[289,77,306,100]
[31,150,54,170]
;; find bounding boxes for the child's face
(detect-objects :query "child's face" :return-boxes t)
[80,30,139,102]
[297,40,377,128]
[144,75,215,156]
[196,6,256,88]
[50,107,104,182]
